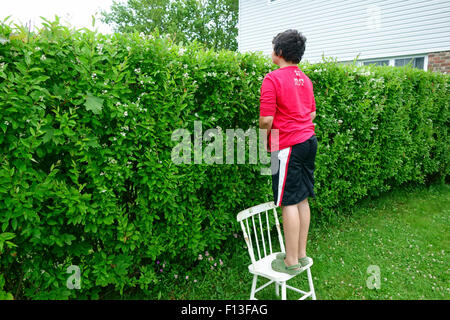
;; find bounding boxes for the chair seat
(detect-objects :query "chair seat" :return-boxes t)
[248,252,313,282]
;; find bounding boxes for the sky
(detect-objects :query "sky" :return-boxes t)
[0,0,121,34]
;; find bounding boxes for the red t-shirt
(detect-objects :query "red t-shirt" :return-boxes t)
[259,65,316,152]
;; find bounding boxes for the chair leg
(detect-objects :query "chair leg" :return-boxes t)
[275,281,279,297]
[250,275,258,300]
[307,267,317,300]
[281,281,287,300]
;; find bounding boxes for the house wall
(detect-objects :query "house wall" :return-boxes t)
[238,0,450,65]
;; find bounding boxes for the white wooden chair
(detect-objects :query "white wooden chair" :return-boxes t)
[237,201,317,300]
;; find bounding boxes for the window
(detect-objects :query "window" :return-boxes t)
[394,57,424,70]
[363,60,389,66]
[357,55,427,71]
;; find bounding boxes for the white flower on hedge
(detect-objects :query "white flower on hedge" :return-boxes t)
[134,67,141,74]
[96,44,103,54]
[183,72,189,78]
[40,54,46,61]
[183,64,188,69]
[195,112,199,117]
[338,120,343,124]
[121,132,126,137]
[178,47,186,55]
[101,189,107,193]
[126,46,131,51]
[92,73,97,79]
[123,111,128,117]
[4,120,9,126]
[35,46,41,51]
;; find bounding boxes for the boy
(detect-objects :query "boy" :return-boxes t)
[259,29,318,275]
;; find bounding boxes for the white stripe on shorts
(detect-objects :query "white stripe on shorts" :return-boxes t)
[276,146,291,206]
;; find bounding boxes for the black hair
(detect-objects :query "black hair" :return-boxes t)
[272,29,307,64]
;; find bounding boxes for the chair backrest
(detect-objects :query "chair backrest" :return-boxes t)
[236,201,285,265]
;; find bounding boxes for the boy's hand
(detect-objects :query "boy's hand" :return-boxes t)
[310,111,316,121]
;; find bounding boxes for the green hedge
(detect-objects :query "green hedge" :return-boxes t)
[0,20,448,299]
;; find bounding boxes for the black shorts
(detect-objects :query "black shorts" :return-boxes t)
[271,134,317,207]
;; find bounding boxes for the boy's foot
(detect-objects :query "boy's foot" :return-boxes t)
[271,259,303,275]
[275,253,313,267]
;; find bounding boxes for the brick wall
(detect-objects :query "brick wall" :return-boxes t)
[428,51,450,74]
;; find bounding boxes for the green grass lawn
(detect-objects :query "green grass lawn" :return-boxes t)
[156,181,449,300]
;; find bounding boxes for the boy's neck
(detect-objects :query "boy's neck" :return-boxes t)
[278,61,298,69]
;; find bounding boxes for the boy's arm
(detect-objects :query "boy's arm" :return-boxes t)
[259,116,273,151]
[259,116,274,133]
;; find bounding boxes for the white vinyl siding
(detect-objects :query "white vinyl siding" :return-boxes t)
[238,0,450,64]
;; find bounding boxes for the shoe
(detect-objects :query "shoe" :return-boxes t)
[275,253,313,267]
[271,259,303,275]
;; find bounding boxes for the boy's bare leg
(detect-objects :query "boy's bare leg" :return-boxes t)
[281,204,300,267]
[296,198,310,259]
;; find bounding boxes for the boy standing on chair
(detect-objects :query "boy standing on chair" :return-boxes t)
[259,29,318,275]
